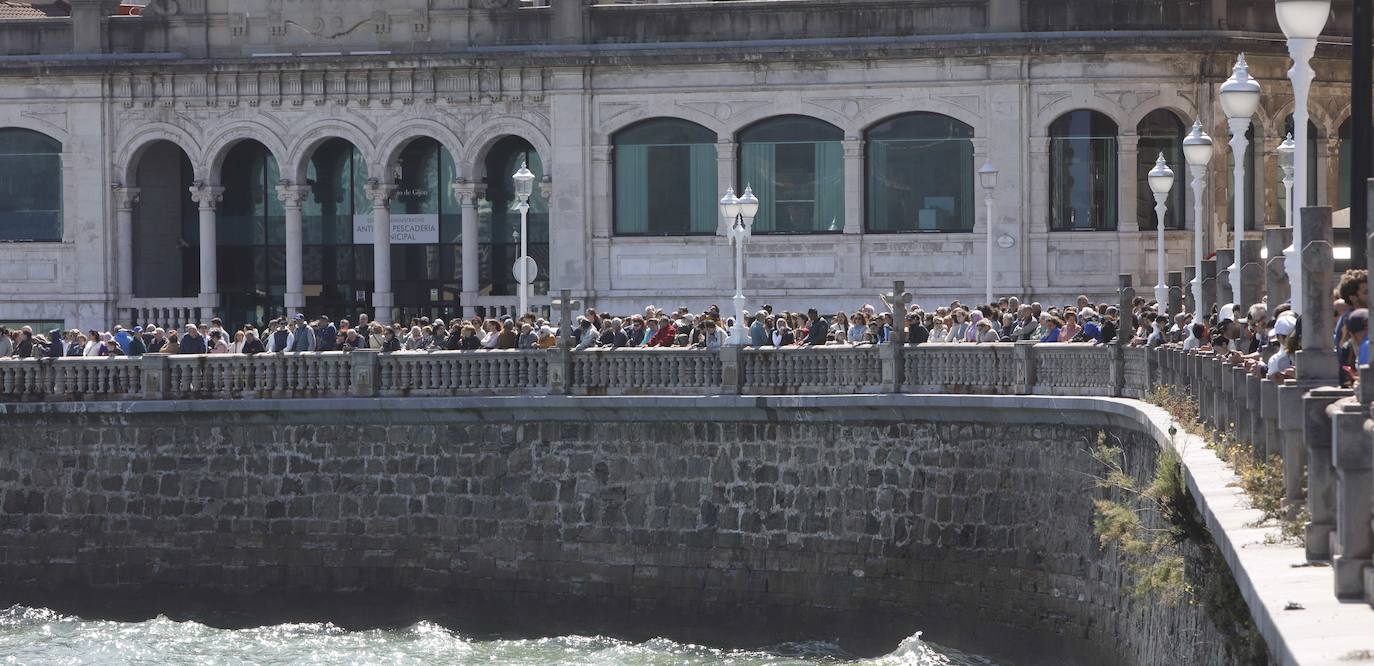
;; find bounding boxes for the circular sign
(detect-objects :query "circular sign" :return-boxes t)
[513,256,539,283]
[996,234,1016,249]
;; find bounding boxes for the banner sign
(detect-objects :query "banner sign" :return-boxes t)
[353,214,439,245]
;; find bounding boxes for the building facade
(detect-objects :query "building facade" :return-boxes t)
[0,0,1361,331]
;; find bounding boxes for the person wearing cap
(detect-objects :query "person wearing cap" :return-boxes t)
[315,315,337,352]
[125,327,147,356]
[1267,315,1298,378]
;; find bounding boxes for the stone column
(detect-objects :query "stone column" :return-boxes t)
[551,0,586,43]
[1265,225,1292,309]
[276,184,309,314]
[1329,398,1372,598]
[1213,248,1234,307]
[1294,206,1346,561]
[69,0,114,53]
[1238,238,1263,310]
[364,181,396,324]
[452,180,483,318]
[842,137,864,235]
[716,140,737,235]
[1166,271,1183,318]
[1118,132,1138,239]
[113,187,139,302]
[1199,258,1216,321]
[188,184,223,322]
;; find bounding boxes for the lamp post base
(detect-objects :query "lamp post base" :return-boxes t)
[731,294,749,346]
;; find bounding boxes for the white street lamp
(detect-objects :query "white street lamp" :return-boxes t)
[1277,0,1330,314]
[1183,120,1214,322]
[1148,153,1176,309]
[1219,53,1261,304]
[978,163,999,305]
[512,161,536,317]
[720,186,759,345]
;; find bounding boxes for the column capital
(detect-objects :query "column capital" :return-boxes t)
[716,141,737,160]
[188,184,223,208]
[842,138,864,159]
[363,180,395,206]
[275,184,310,207]
[450,180,486,204]
[111,186,140,211]
[590,144,612,163]
[539,176,553,201]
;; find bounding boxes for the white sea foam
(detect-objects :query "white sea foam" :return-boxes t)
[0,605,999,665]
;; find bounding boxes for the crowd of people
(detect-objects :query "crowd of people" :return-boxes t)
[1142,268,1370,389]
[0,295,1130,360]
[2,277,1367,382]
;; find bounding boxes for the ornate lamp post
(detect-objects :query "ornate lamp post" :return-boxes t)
[1276,0,1330,312]
[1148,154,1176,309]
[1219,54,1261,304]
[720,186,759,345]
[1183,120,1214,322]
[978,163,999,305]
[512,162,536,316]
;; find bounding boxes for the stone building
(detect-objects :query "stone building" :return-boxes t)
[0,0,1361,331]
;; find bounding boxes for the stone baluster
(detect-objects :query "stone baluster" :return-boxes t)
[1327,397,1372,599]
[1265,225,1293,310]
[1293,207,1346,562]
[1214,248,1235,308]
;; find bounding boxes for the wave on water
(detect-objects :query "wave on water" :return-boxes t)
[0,605,999,665]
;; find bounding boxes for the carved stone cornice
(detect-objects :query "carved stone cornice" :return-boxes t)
[450,180,486,205]
[112,66,547,110]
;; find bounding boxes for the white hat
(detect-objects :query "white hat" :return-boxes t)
[1218,303,1236,323]
[1273,315,1297,338]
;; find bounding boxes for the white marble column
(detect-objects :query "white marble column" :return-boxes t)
[842,137,864,234]
[276,184,309,314]
[451,180,483,318]
[112,187,139,301]
[716,140,736,235]
[364,181,395,324]
[188,184,223,322]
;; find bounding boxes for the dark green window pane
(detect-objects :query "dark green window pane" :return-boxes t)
[738,116,843,234]
[1050,110,1118,231]
[1136,110,1187,231]
[613,118,717,236]
[0,129,61,242]
[866,113,974,232]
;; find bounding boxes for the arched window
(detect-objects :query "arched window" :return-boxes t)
[303,138,369,319]
[482,136,548,299]
[866,113,974,232]
[219,140,284,326]
[391,137,462,322]
[613,118,717,236]
[1049,111,1118,231]
[0,129,61,241]
[1136,110,1187,230]
[738,116,843,233]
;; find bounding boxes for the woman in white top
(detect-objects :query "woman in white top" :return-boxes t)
[944,309,971,343]
[847,314,869,344]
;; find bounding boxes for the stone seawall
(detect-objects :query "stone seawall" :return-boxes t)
[0,396,1235,665]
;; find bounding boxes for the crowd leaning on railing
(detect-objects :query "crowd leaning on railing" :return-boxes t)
[11,279,1360,363]
[0,295,1142,361]
[1158,268,1369,390]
